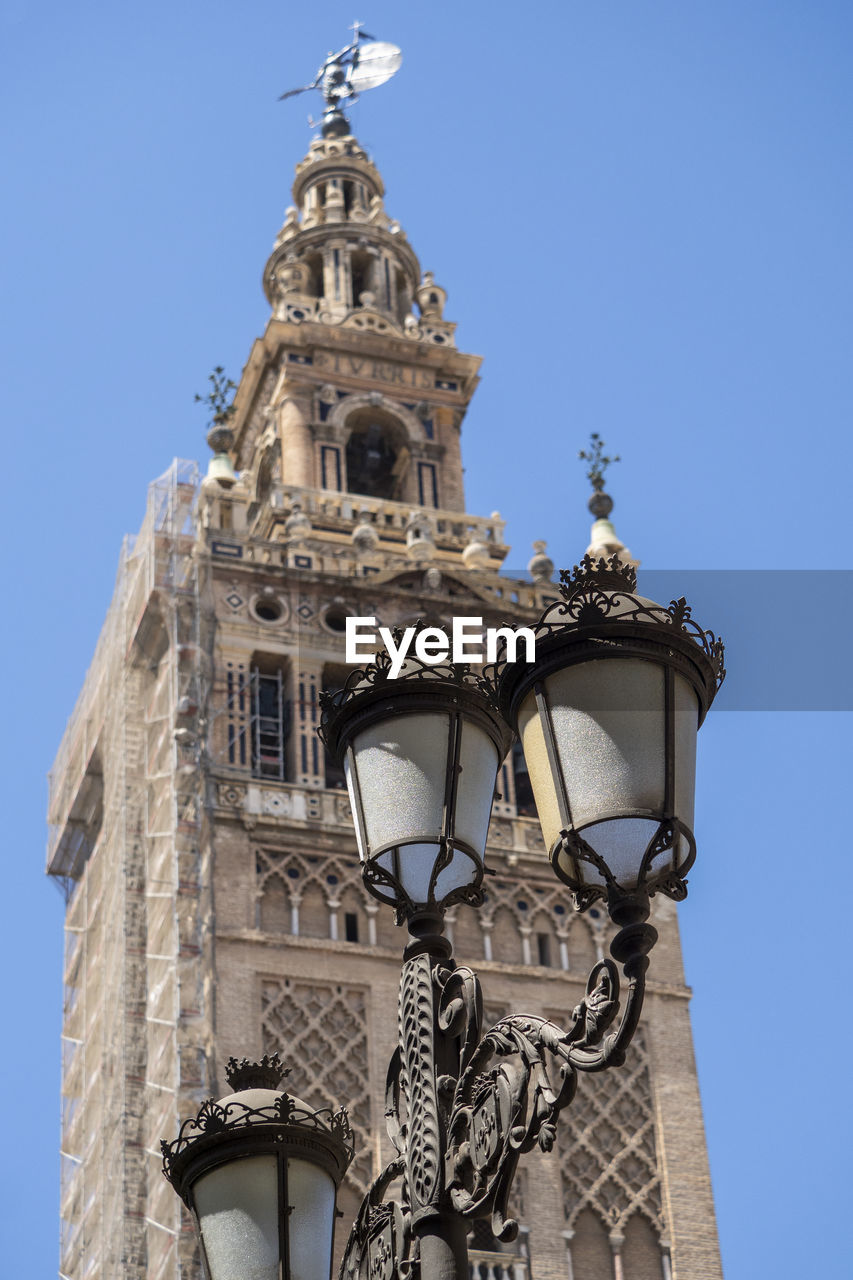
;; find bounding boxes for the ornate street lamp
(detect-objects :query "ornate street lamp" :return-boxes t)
[318,569,723,1280]
[498,556,725,924]
[161,1054,353,1280]
[319,637,513,925]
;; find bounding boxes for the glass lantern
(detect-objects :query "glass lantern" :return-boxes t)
[319,635,512,921]
[161,1055,353,1280]
[499,557,724,916]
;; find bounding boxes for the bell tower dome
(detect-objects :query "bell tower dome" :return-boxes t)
[224,120,497,568]
[263,133,456,344]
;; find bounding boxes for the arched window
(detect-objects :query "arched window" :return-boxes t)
[345,409,408,501]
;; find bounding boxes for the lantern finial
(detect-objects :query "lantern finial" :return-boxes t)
[224,1053,290,1092]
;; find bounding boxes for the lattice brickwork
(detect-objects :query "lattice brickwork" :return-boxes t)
[559,1032,664,1237]
[261,976,373,1193]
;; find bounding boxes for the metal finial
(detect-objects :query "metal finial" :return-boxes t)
[196,365,237,454]
[578,432,620,494]
[278,27,402,136]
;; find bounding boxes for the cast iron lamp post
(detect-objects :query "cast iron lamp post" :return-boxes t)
[318,556,724,1280]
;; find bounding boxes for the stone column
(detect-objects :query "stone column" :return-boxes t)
[276,393,314,488]
[609,1229,625,1280]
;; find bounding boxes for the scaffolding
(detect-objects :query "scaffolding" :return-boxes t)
[48,460,210,1280]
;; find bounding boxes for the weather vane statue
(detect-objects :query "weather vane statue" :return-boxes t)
[278,21,402,137]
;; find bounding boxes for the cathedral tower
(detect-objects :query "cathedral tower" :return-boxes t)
[48,114,723,1280]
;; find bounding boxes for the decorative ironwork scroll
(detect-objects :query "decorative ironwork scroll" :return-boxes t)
[338,916,656,1273]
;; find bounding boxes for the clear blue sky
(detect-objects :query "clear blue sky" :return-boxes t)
[2,3,851,1276]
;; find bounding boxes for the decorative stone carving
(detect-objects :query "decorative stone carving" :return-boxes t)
[558,1030,665,1236]
[487,819,511,848]
[524,824,545,852]
[335,794,353,823]
[261,790,293,817]
[262,978,373,1193]
[217,782,246,808]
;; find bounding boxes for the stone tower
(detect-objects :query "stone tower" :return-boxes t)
[47,121,723,1280]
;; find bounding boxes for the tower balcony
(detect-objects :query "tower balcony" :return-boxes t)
[240,482,509,568]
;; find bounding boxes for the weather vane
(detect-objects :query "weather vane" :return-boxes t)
[278,21,402,137]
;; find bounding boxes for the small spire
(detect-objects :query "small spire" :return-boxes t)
[197,366,238,489]
[577,434,637,567]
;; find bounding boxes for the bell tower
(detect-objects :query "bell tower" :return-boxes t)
[47,57,724,1280]
[224,127,478,563]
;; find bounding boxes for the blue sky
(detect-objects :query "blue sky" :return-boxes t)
[2,3,851,1276]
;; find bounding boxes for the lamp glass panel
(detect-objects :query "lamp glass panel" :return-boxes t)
[376,843,438,904]
[454,722,500,854]
[344,758,366,861]
[517,695,563,853]
[673,673,699,834]
[554,841,607,888]
[350,713,449,855]
[433,848,478,902]
[544,659,665,828]
[578,817,663,887]
[287,1158,336,1280]
[194,1154,279,1280]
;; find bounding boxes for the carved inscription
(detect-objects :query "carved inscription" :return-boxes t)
[314,350,435,390]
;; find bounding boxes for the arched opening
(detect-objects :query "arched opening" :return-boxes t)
[568,917,598,972]
[258,875,289,933]
[304,252,324,298]
[350,249,371,305]
[622,1212,664,1280]
[530,911,558,968]
[569,1209,612,1279]
[255,448,276,508]
[396,268,412,323]
[345,409,409,501]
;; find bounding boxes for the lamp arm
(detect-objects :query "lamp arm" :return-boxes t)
[442,920,657,1240]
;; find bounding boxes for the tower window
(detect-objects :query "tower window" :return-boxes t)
[304,252,323,298]
[537,933,551,966]
[322,665,349,789]
[344,912,359,943]
[350,250,371,306]
[512,741,536,817]
[251,663,289,781]
[345,413,407,501]
[321,444,342,491]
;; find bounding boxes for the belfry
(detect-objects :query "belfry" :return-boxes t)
[48,38,723,1280]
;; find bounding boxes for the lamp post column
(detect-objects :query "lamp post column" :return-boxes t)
[400,910,468,1280]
